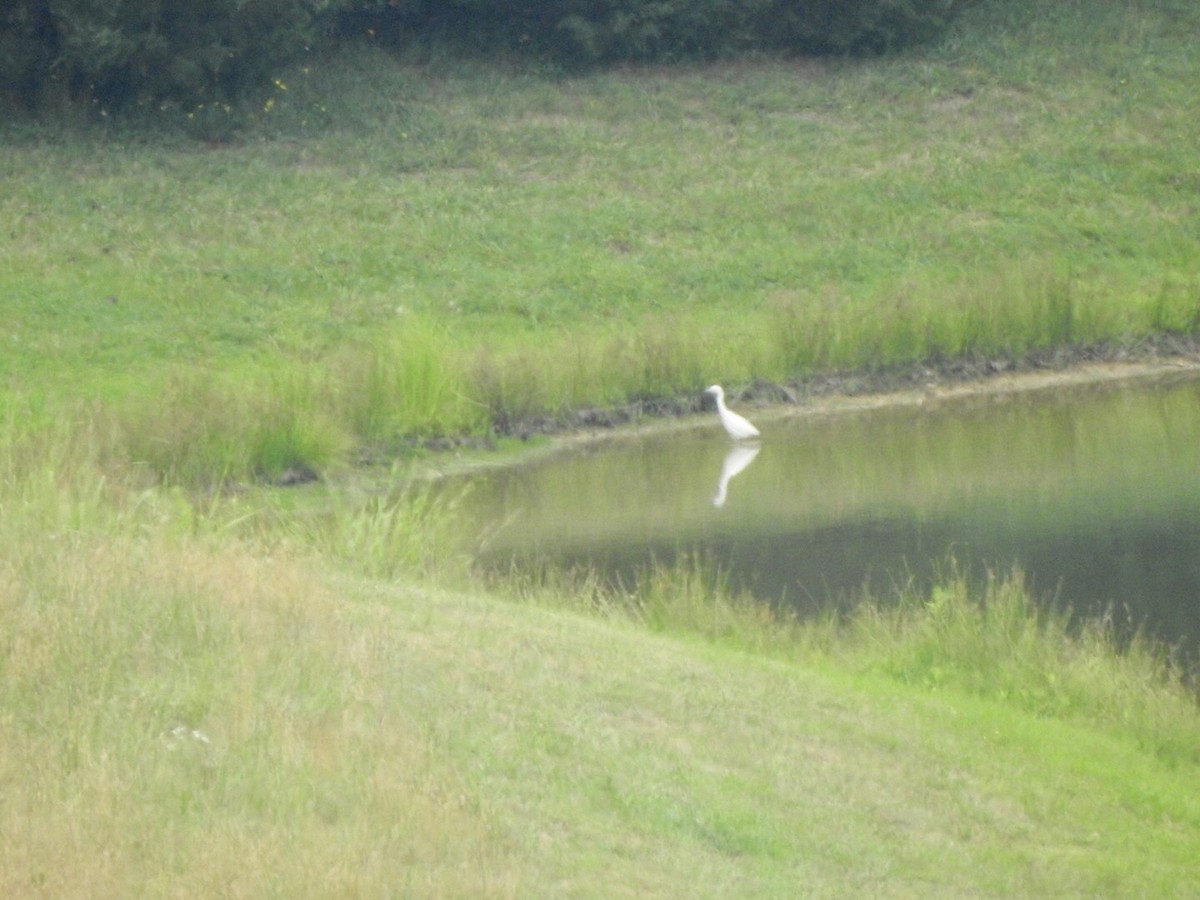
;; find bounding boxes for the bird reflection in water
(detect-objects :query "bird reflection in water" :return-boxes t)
[712,443,761,507]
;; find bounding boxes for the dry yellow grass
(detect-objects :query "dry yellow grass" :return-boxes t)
[0,528,519,898]
[2,477,1198,896]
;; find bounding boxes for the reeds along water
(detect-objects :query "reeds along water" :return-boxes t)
[493,546,1200,764]
[14,252,1189,492]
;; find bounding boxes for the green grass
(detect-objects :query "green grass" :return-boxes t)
[503,556,1200,765]
[4,0,1200,893]
[4,0,1200,481]
[2,477,1197,895]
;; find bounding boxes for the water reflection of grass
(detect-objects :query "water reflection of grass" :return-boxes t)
[464,378,1200,577]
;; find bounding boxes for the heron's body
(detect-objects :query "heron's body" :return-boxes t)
[705,384,760,441]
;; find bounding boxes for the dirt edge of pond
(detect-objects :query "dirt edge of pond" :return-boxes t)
[343,336,1200,479]
[493,336,1200,444]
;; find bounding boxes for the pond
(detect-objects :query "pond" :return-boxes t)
[452,371,1200,659]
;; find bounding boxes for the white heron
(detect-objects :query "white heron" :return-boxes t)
[704,384,760,441]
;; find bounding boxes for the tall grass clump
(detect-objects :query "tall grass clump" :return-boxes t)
[0,404,125,570]
[336,319,488,445]
[101,323,492,486]
[500,554,817,657]
[248,370,348,479]
[926,263,1086,359]
[469,314,769,431]
[1148,277,1200,336]
[469,338,622,431]
[0,413,509,893]
[840,569,1200,763]
[275,474,472,582]
[0,477,510,895]
[630,554,796,648]
[115,365,348,485]
[465,327,655,429]
[769,262,1094,375]
[507,555,1199,764]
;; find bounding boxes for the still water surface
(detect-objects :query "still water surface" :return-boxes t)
[455,374,1200,656]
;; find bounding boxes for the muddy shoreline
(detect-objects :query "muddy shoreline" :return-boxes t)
[490,335,1200,442]
[337,336,1200,478]
[306,336,1200,488]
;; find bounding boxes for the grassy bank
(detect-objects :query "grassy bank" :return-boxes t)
[4,0,1200,893]
[4,0,1200,480]
[2,465,1198,896]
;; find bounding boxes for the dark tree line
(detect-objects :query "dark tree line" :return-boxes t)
[1,0,969,115]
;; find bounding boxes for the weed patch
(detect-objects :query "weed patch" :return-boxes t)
[506,556,1200,765]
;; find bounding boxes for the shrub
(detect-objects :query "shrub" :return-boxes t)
[338,0,972,64]
[765,0,971,54]
[2,0,972,114]
[0,1,58,110]
[0,0,348,113]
